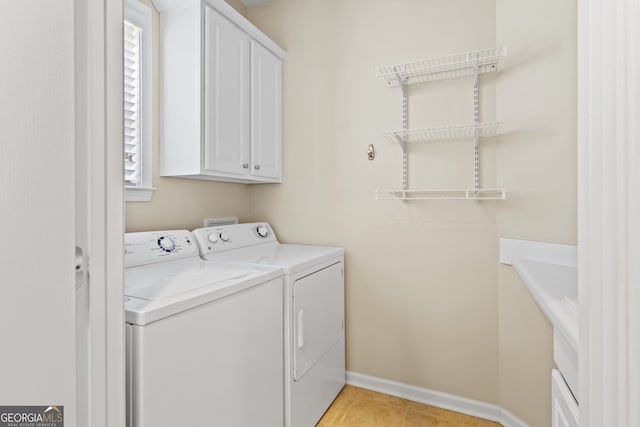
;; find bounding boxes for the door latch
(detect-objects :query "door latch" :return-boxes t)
[75,246,84,289]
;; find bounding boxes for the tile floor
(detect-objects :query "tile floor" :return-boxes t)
[317,385,502,427]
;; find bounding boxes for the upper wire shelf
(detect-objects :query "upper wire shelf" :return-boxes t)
[375,46,506,87]
[377,121,504,144]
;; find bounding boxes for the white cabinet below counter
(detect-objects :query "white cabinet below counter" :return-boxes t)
[154,0,285,183]
[552,370,579,427]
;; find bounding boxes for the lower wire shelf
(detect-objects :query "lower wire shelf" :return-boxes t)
[375,188,506,201]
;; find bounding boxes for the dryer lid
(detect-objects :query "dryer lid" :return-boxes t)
[205,243,344,275]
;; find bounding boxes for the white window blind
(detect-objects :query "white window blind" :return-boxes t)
[124,0,153,201]
[124,20,142,187]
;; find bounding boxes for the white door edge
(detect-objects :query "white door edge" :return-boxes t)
[75,0,126,426]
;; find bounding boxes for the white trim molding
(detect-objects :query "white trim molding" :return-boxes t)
[346,371,528,427]
[152,0,196,13]
[74,0,126,425]
[578,0,640,425]
[125,186,156,202]
[153,0,285,58]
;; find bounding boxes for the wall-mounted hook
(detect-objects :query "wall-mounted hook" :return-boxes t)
[367,144,375,161]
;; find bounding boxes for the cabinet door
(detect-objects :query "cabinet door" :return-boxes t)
[203,6,250,176]
[250,40,282,180]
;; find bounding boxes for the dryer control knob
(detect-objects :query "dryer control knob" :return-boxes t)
[208,233,218,243]
[256,225,269,238]
[219,231,230,242]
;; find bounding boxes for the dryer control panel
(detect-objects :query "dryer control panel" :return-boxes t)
[193,223,278,256]
[125,230,199,268]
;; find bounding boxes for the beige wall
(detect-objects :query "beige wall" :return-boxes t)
[247,0,501,405]
[496,0,577,425]
[247,0,577,425]
[125,0,250,232]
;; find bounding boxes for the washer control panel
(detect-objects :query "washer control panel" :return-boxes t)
[192,222,277,256]
[125,230,198,267]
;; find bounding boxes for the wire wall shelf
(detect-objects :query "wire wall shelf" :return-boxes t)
[377,121,504,144]
[373,46,507,201]
[375,46,506,87]
[375,189,506,201]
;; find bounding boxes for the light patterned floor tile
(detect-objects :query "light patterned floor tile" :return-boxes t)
[318,385,503,427]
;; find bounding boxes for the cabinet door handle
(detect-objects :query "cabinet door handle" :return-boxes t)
[242,163,249,169]
[254,164,260,170]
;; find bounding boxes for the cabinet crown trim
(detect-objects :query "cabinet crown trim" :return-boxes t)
[153,0,286,59]
[152,0,197,12]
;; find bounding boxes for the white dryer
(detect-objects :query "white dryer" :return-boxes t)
[193,223,345,427]
[124,230,284,427]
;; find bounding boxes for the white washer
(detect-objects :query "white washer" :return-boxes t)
[193,223,345,427]
[124,230,284,427]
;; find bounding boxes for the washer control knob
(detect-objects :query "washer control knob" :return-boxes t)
[256,225,269,238]
[208,233,218,243]
[219,231,230,242]
[157,236,176,253]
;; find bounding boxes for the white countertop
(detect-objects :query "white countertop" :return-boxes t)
[511,258,578,351]
[500,238,579,395]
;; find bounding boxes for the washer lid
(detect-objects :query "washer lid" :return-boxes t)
[126,258,251,301]
[124,258,282,326]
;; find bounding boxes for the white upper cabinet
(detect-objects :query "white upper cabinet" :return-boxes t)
[154,0,285,183]
[250,40,282,180]
[203,6,250,177]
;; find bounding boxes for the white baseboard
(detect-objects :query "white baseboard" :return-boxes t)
[346,371,528,427]
[499,407,529,427]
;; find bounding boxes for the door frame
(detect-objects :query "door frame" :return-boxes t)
[578,0,640,425]
[75,0,125,425]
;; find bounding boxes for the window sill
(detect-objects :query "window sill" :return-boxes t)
[125,186,155,202]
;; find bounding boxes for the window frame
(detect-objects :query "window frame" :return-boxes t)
[124,0,154,202]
